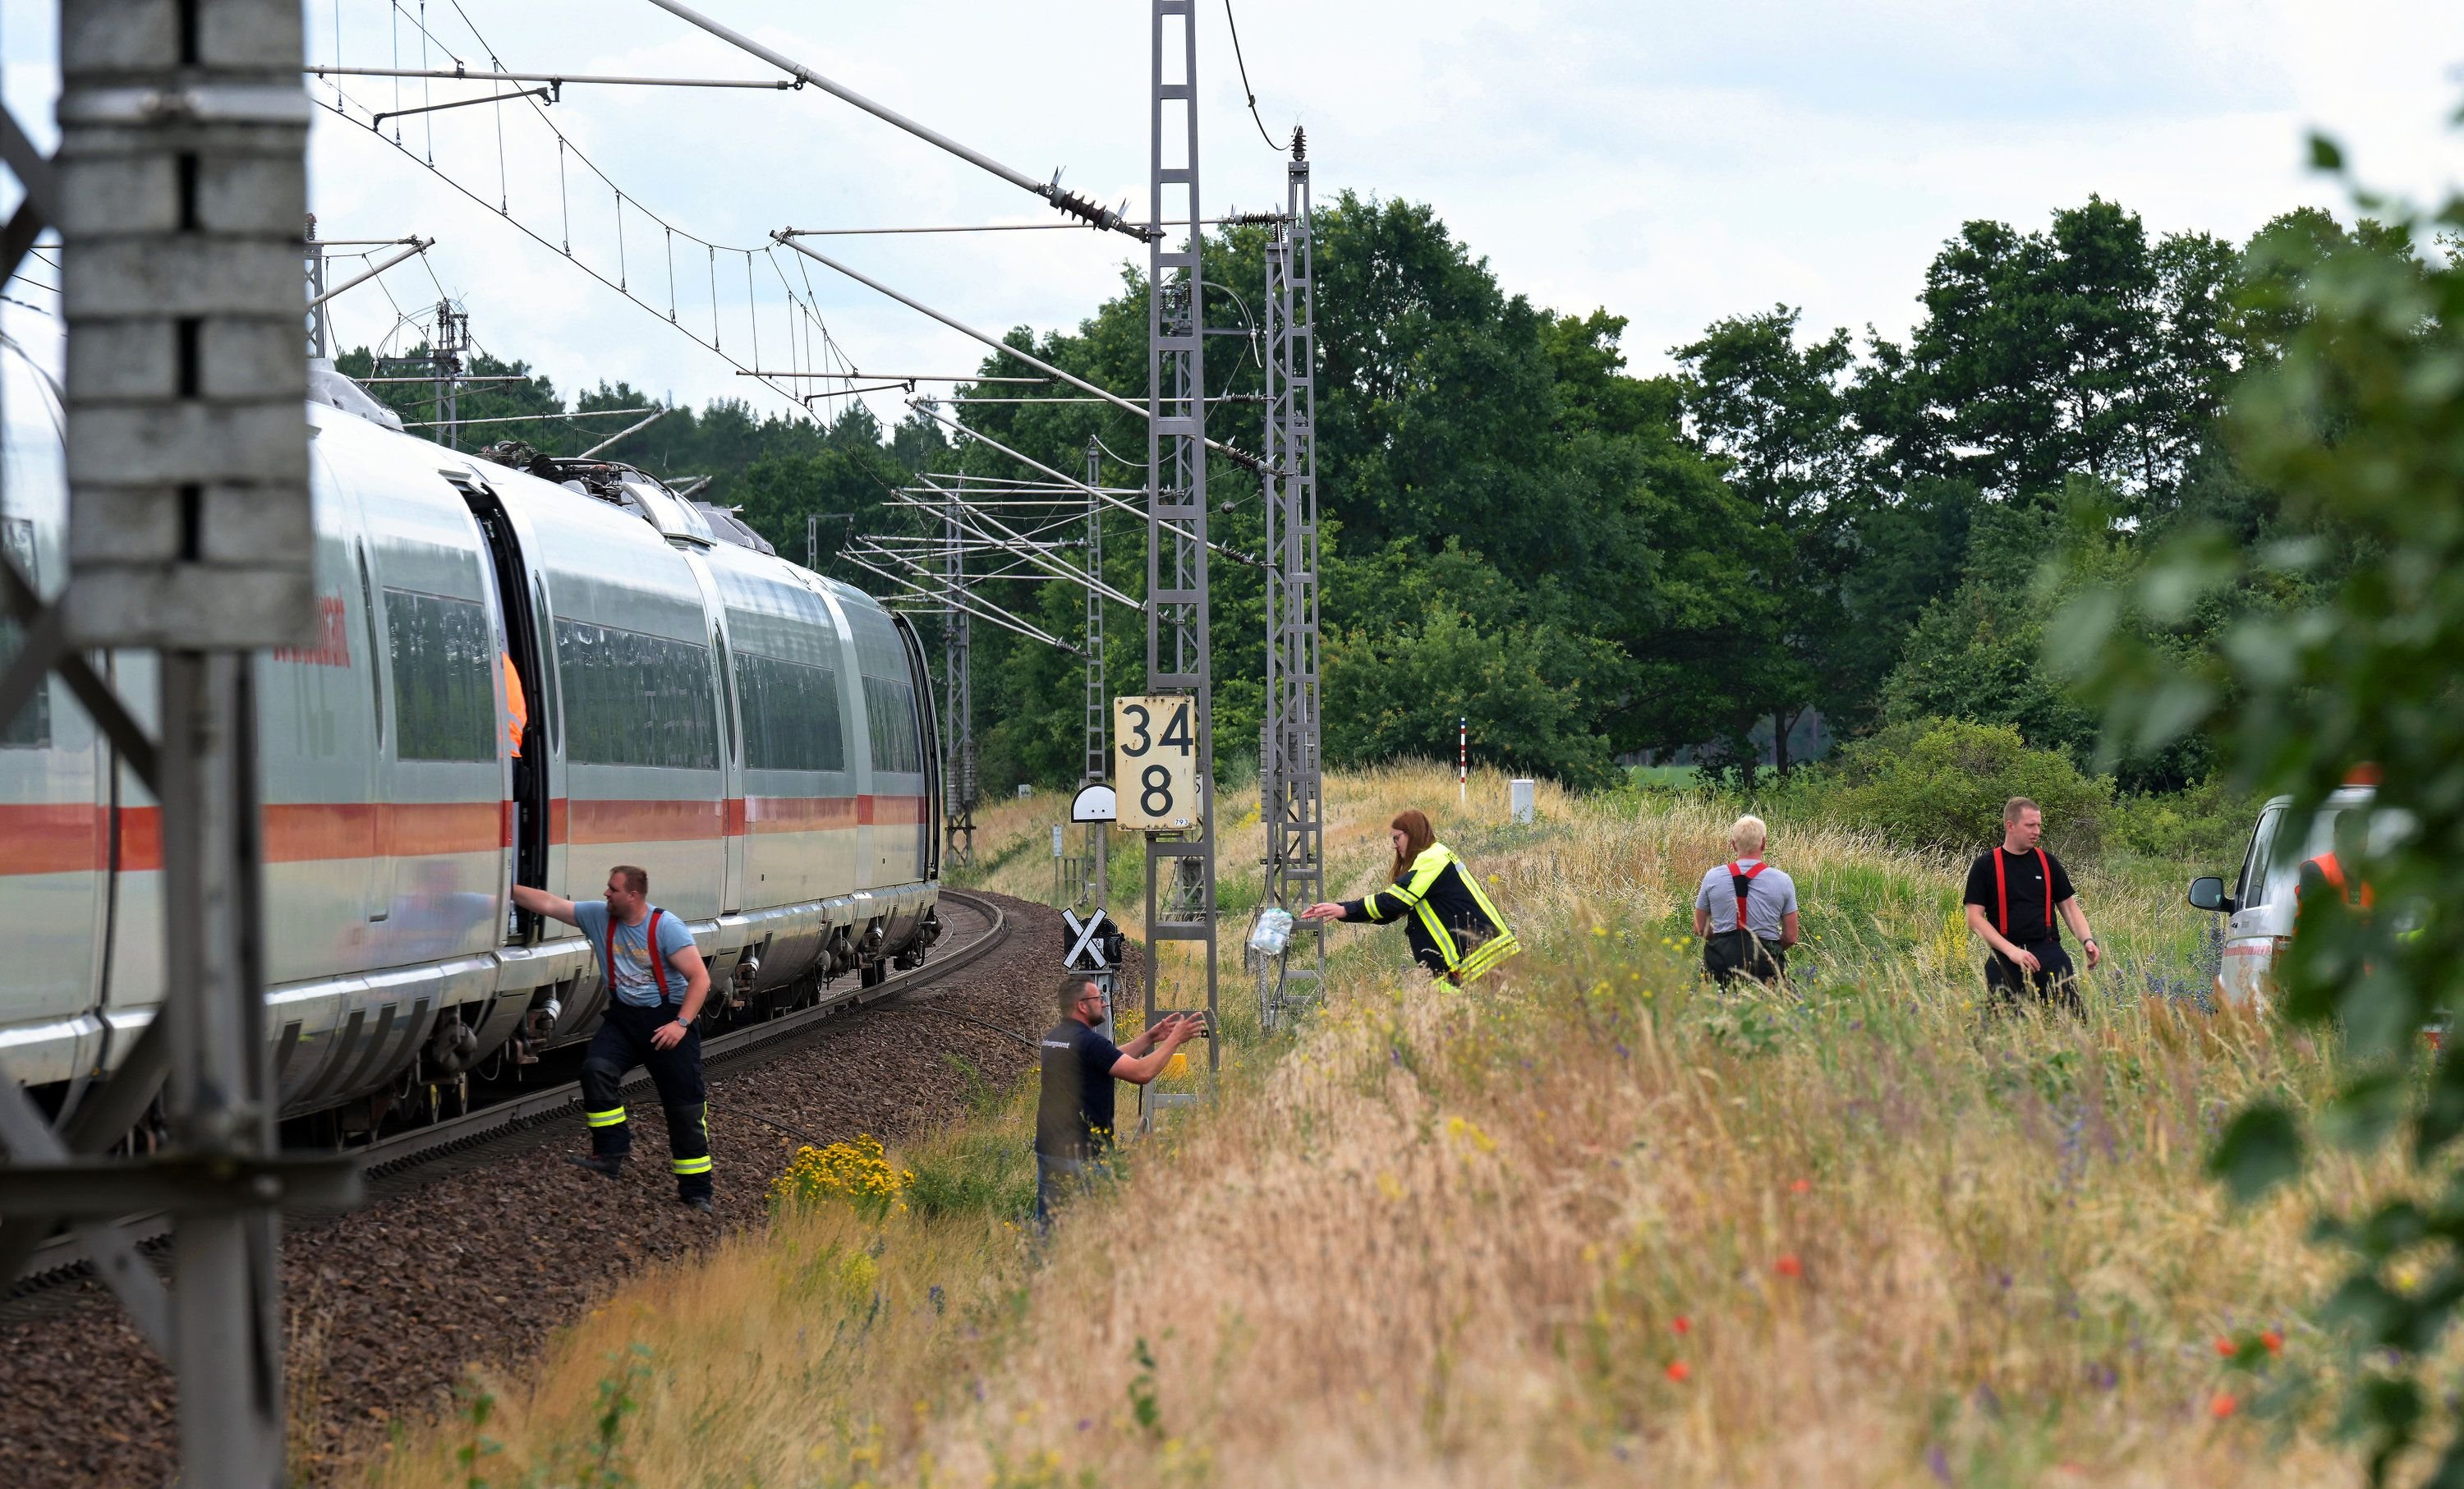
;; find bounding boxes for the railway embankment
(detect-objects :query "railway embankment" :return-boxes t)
[350,765,2375,1486]
[0,890,1073,1489]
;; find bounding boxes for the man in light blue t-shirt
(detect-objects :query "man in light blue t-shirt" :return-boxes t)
[513,865,715,1210]
[1692,815,1800,987]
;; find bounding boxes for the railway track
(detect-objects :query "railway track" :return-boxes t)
[4,889,1009,1304]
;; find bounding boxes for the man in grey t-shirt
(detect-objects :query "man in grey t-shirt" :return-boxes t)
[514,864,716,1210]
[1693,815,1800,987]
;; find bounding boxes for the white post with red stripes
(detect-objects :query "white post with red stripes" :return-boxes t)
[1459,717,1467,807]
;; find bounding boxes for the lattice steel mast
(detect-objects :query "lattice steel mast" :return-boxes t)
[1259,127,1324,1031]
[942,488,976,866]
[1079,439,1109,906]
[1143,0,1218,1069]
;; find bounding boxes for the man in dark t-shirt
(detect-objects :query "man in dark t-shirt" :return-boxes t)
[1035,973,1203,1226]
[1962,797,2103,1010]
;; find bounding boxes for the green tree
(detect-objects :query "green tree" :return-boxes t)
[1675,306,1859,773]
[2055,135,2464,1482]
[1856,198,2240,508]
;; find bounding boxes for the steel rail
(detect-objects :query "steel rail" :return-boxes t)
[6,891,1009,1298]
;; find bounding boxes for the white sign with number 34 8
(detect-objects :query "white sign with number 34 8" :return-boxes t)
[1111,695,1200,831]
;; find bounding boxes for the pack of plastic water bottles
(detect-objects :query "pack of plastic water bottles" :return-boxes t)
[1248,906,1295,956]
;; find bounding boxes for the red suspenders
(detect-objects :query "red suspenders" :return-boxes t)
[605,908,672,1002]
[1728,860,1768,949]
[1991,849,2053,939]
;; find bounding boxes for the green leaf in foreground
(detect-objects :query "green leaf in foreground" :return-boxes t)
[2209,1102,2305,1204]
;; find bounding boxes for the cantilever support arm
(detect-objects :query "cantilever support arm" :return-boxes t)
[371,84,554,133]
[305,237,434,310]
[908,478,1146,612]
[773,234,1266,476]
[840,545,1083,654]
[903,400,1266,570]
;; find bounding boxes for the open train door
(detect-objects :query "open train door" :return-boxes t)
[891,609,942,884]
[449,474,551,943]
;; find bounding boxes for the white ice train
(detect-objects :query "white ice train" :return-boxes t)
[0,363,943,1129]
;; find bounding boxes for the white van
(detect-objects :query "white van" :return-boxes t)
[2187,783,2411,1006]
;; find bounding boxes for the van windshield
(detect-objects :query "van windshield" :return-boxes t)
[2252,803,2416,908]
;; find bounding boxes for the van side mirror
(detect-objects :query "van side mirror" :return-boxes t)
[2187,876,2231,912]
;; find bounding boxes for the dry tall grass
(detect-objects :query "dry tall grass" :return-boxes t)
[361,764,2397,1487]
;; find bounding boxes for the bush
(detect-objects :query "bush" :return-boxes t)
[2106,776,2256,862]
[1820,718,2113,857]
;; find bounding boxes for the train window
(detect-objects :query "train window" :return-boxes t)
[554,618,720,770]
[358,547,384,748]
[712,631,739,766]
[384,587,494,762]
[735,650,847,773]
[0,517,48,748]
[862,675,922,774]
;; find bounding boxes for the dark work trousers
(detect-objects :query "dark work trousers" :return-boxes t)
[1985,938,2080,1013]
[1704,931,1787,989]
[579,1000,713,1200]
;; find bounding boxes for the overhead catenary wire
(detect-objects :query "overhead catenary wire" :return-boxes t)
[838,546,1081,654]
[324,0,861,422]
[773,234,1265,474]
[903,399,1262,568]
[776,218,1282,237]
[1221,0,1283,152]
[313,49,839,422]
[903,476,1145,611]
[733,371,1050,384]
[640,0,1147,240]
[393,405,655,430]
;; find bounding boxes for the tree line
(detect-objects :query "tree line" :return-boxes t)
[343,192,2400,798]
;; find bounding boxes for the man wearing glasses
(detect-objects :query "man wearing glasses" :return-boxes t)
[1035,973,1205,1227]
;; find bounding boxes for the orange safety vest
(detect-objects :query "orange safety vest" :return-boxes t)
[1992,847,2054,940]
[501,654,528,758]
[2304,852,2374,912]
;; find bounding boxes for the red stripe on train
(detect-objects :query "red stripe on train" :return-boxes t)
[0,794,927,874]
[864,794,930,826]
[0,803,105,875]
[745,796,862,832]
[564,798,726,846]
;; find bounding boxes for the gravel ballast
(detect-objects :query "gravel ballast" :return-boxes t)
[0,890,1075,1488]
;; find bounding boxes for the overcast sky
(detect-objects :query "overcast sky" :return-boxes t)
[5,2,2462,431]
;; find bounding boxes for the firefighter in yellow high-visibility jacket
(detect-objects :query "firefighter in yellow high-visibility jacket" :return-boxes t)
[1300,809,1520,985]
